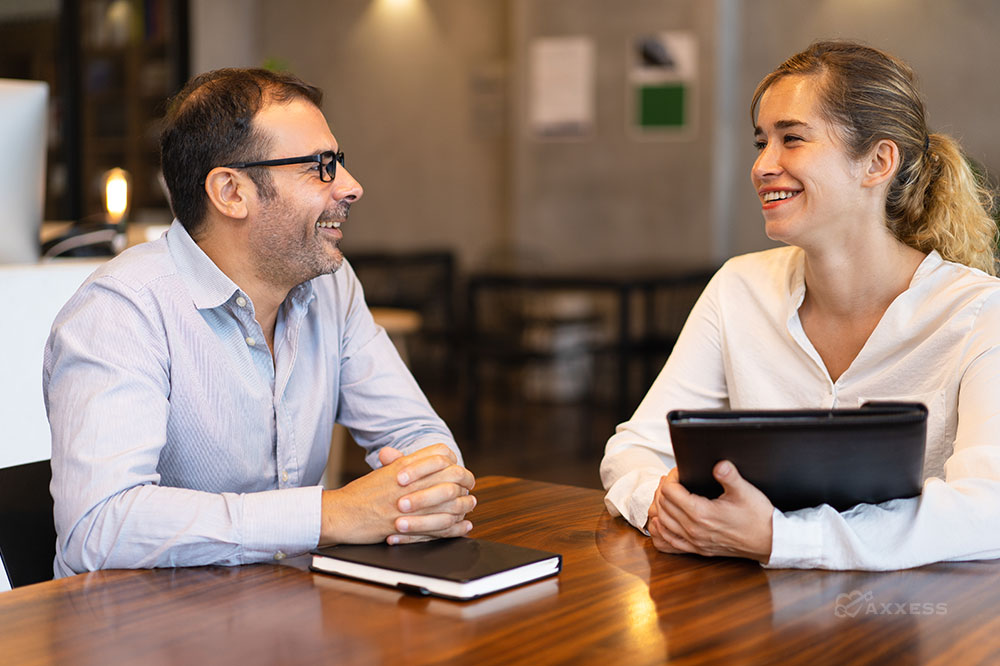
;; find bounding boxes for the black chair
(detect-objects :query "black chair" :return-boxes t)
[346,250,458,385]
[0,459,56,588]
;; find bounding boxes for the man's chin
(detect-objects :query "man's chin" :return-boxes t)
[326,250,345,274]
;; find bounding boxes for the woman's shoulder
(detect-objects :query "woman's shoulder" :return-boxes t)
[918,252,1000,321]
[713,245,802,290]
[922,253,1000,297]
[720,245,800,272]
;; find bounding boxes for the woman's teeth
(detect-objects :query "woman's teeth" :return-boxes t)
[762,190,799,202]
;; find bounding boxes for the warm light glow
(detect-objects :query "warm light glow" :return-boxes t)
[373,0,423,17]
[104,168,130,224]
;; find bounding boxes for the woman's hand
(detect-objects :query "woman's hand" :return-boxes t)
[646,461,774,563]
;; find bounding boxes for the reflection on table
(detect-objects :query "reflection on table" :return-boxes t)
[1,476,998,664]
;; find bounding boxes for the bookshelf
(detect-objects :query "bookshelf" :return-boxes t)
[76,0,189,222]
[0,1,187,223]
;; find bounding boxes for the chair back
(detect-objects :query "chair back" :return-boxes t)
[0,459,55,589]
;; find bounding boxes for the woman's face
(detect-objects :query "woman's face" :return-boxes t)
[751,74,867,247]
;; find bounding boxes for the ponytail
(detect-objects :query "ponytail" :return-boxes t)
[887,133,997,275]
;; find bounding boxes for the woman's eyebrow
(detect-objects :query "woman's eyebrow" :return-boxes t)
[754,119,814,138]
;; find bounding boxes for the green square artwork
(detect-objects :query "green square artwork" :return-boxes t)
[637,84,686,128]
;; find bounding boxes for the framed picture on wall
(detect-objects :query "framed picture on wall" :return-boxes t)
[528,36,595,140]
[627,31,697,140]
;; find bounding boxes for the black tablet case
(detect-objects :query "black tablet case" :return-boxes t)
[667,403,927,512]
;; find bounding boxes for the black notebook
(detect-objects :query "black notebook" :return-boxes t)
[310,537,562,601]
[667,402,927,512]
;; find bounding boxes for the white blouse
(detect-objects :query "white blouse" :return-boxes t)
[601,246,1000,570]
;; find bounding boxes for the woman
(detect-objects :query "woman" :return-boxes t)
[601,40,1000,570]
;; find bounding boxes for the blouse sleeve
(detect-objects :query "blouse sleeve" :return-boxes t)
[600,270,730,529]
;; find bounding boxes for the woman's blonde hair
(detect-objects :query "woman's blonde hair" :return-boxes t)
[751,40,998,275]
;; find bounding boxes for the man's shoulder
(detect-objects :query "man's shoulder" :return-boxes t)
[86,237,180,295]
[60,238,184,322]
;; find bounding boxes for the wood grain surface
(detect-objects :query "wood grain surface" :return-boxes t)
[1,476,998,664]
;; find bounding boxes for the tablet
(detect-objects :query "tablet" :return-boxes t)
[667,403,927,512]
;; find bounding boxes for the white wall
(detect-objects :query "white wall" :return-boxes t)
[509,0,719,270]
[255,0,509,270]
[189,0,1000,268]
[0,261,101,468]
[189,0,262,74]
[727,0,1000,256]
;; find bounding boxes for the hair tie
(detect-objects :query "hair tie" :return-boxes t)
[923,134,931,154]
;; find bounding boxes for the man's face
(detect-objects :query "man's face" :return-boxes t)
[246,98,363,289]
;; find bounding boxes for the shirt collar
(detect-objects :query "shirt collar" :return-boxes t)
[786,247,943,315]
[166,219,317,312]
[911,249,943,284]
[166,219,245,310]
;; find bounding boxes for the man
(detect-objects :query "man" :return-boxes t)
[43,68,475,576]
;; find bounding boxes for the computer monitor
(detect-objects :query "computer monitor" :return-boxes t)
[0,551,10,592]
[0,78,48,264]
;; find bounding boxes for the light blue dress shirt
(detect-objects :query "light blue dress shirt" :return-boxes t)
[43,220,460,577]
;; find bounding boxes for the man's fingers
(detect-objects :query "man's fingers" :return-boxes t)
[388,518,472,545]
[386,534,436,545]
[402,443,457,465]
[390,516,474,541]
[399,485,476,514]
[378,446,404,467]
[396,458,475,491]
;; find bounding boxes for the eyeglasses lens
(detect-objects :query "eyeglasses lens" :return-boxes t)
[321,152,345,182]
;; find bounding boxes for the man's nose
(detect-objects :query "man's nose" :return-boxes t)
[333,166,363,203]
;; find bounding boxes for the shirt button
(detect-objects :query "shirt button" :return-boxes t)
[281,470,289,483]
[274,551,286,561]
[245,336,256,346]
[236,296,247,307]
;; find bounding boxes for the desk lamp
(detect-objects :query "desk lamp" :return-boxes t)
[103,167,130,253]
[41,167,131,258]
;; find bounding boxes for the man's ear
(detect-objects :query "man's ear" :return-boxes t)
[862,139,900,189]
[204,167,250,220]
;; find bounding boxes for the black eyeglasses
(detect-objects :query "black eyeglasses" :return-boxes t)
[221,151,345,182]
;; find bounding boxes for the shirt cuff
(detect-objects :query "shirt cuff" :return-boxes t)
[763,507,825,569]
[604,472,662,533]
[239,485,323,563]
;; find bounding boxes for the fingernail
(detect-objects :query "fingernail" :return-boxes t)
[464,522,473,534]
[399,498,411,512]
[717,461,732,476]
[388,535,399,545]
[397,519,409,532]
[398,472,409,484]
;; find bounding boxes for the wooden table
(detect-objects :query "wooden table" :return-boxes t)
[2,476,999,664]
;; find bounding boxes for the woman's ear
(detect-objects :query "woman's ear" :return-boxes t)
[204,167,250,220]
[862,139,900,189]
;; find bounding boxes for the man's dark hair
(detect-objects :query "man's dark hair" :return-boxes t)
[160,68,323,236]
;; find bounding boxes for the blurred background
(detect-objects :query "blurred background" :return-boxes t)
[3,0,999,488]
